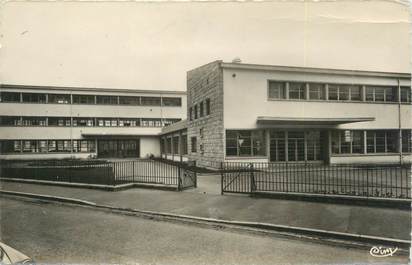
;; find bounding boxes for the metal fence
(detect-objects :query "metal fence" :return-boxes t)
[0,159,196,190]
[221,162,411,199]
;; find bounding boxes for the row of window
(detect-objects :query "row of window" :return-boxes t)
[223,130,412,160]
[331,130,412,154]
[189,98,211,121]
[160,135,188,155]
[268,81,411,102]
[0,92,182,106]
[0,140,96,154]
[0,116,181,127]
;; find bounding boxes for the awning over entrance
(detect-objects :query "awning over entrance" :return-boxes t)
[257,116,375,126]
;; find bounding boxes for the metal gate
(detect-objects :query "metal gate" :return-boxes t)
[178,168,197,191]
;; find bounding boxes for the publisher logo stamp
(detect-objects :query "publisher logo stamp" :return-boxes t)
[370,246,398,257]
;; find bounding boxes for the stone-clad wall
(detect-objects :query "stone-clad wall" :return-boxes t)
[187,61,224,168]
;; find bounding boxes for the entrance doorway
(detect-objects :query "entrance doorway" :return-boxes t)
[97,139,140,158]
[269,130,322,162]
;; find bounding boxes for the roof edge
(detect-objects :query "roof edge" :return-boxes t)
[0,84,187,95]
[221,62,411,79]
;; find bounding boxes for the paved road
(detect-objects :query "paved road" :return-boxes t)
[0,197,408,265]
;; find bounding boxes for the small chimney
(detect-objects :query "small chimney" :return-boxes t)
[232,57,242,64]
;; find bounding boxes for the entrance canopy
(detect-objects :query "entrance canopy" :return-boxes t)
[257,116,375,126]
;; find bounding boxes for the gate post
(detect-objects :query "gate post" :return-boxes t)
[177,165,182,191]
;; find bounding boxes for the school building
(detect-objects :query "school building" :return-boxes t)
[160,60,412,168]
[0,84,186,160]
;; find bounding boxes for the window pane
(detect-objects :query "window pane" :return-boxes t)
[386,131,397,152]
[119,96,140,105]
[268,81,285,99]
[309,83,324,100]
[141,97,161,106]
[338,86,349,101]
[0,92,20,102]
[73,94,95,104]
[375,87,385,102]
[252,131,266,156]
[162,97,181,106]
[385,87,395,102]
[328,85,338,100]
[349,85,361,101]
[206,98,211,115]
[352,131,363,153]
[22,93,46,103]
[366,87,374,101]
[375,132,386,152]
[289,82,305,99]
[0,116,21,126]
[48,94,70,104]
[402,130,411,153]
[96,95,118,105]
[199,101,204,117]
[331,131,340,154]
[401,87,411,102]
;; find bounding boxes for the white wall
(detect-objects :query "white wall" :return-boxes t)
[222,68,411,130]
[140,136,160,158]
[330,154,411,164]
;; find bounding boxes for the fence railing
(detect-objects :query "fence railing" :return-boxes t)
[0,159,197,190]
[221,162,411,199]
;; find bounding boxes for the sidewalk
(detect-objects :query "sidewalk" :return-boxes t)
[1,176,410,242]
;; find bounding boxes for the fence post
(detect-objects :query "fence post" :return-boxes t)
[177,165,181,191]
[250,163,255,194]
[220,162,224,195]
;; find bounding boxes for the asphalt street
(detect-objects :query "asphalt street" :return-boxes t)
[0,196,408,265]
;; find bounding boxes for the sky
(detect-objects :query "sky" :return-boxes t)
[0,1,410,92]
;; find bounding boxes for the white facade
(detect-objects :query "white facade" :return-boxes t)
[0,84,186,160]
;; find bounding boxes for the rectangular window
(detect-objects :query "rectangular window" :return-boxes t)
[268,81,286,99]
[72,94,95,104]
[328,85,339,100]
[166,138,172,154]
[191,137,197,153]
[328,84,361,101]
[225,130,266,156]
[73,118,94,127]
[119,96,140,105]
[48,117,71,126]
[22,93,46,103]
[332,130,364,154]
[400,87,411,103]
[205,98,211,115]
[289,82,306,100]
[0,92,20,103]
[366,86,396,102]
[0,140,21,153]
[189,107,193,121]
[22,117,47,126]
[172,136,179,155]
[194,105,198,119]
[199,101,204,117]
[308,83,325,100]
[0,116,21,126]
[141,97,161,106]
[366,131,398,153]
[402,130,412,153]
[22,140,39,153]
[96,95,118,105]
[48,94,71,104]
[181,135,188,155]
[162,97,181,106]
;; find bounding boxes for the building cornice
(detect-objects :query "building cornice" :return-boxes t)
[221,62,411,79]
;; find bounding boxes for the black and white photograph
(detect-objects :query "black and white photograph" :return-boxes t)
[0,0,410,264]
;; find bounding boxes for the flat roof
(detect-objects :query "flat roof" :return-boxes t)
[0,84,187,95]
[221,62,411,79]
[160,119,188,135]
[257,116,375,126]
